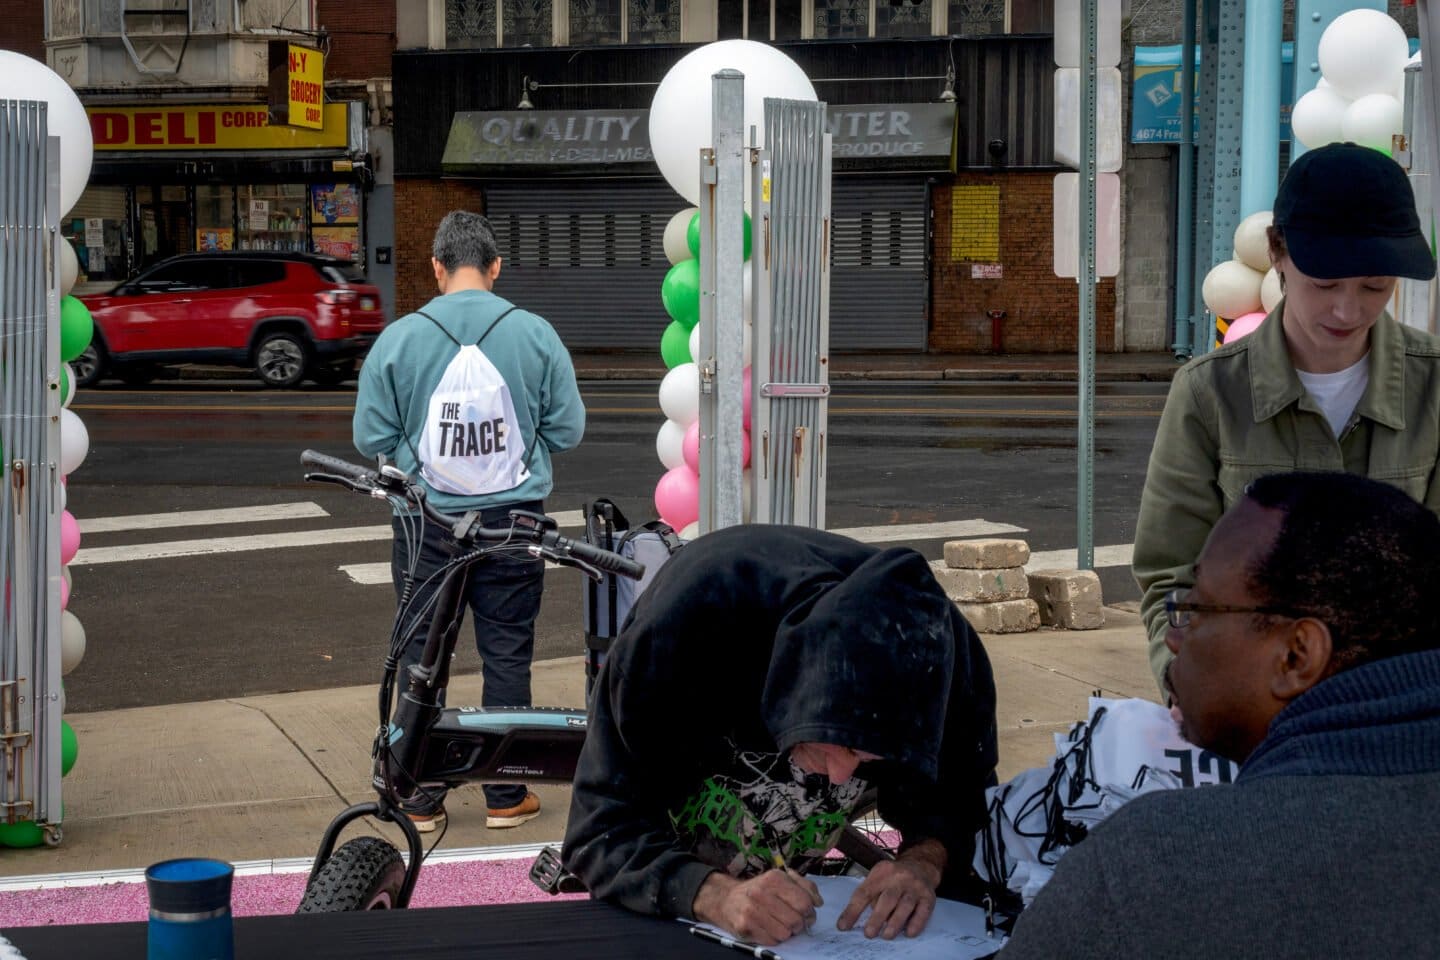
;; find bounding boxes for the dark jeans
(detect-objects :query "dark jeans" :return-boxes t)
[390,503,544,811]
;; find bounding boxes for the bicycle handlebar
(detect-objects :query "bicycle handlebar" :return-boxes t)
[299,449,645,580]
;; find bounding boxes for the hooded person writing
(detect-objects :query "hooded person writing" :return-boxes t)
[561,525,999,946]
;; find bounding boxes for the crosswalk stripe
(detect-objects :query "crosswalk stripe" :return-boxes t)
[79,502,330,534]
[71,526,395,566]
[826,520,1024,542]
[1025,543,1134,571]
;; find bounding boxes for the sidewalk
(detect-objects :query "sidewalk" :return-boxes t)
[569,350,1182,382]
[0,608,1156,882]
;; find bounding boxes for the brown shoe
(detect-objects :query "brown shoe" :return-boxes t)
[486,791,541,829]
[406,810,446,834]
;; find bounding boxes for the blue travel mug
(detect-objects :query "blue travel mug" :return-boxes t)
[145,858,235,960]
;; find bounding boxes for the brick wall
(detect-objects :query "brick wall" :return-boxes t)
[393,178,488,316]
[0,0,44,61]
[931,174,1117,353]
[316,1,395,81]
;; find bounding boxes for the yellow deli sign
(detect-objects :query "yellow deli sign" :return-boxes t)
[87,103,348,151]
[287,44,325,130]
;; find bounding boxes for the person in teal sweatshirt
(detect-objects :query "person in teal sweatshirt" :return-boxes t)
[353,210,585,833]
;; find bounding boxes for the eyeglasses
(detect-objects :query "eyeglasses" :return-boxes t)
[1163,588,1310,630]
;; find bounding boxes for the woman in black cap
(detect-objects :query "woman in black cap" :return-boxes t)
[1132,142,1440,697]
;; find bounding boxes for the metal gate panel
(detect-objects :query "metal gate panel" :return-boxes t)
[482,179,682,349]
[829,176,928,351]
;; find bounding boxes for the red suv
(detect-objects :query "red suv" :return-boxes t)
[77,252,385,388]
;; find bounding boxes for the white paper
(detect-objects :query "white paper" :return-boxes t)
[692,875,1004,960]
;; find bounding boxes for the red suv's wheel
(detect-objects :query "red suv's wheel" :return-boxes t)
[255,331,308,388]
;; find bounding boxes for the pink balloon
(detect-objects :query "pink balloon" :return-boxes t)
[60,574,70,611]
[683,423,752,470]
[742,366,753,430]
[682,421,701,473]
[654,466,700,531]
[1223,311,1266,344]
[59,511,80,565]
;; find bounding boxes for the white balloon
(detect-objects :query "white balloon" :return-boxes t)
[58,479,66,511]
[59,407,89,476]
[60,609,85,675]
[1233,212,1273,273]
[743,268,754,320]
[0,52,94,217]
[688,318,752,368]
[679,521,700,540]
[1261,268,1284,314]
[58,241,78,295]
[1201,260,1265,319]
[663,207,698,265]
[649,40,817,206]
[658,362,701,427]
[60,363,76,408]
[656,418,687,470]
[1341,94,1404,153]
[1318,9,1410,101]
[1290,86,1351,150]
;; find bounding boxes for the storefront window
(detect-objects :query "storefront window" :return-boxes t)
[813,0,869,38]
[238,184,307,253]
[569,0,621,43]
[310,183,363,263]
[503,0,552,45]
[195,185,236,253]
[63,184,129,288]
[875,0,931,37]
[447,0,498,46]
[629,0,680,42]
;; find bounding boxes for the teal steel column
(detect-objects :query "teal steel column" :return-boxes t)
[1293,0,1386,161]
[1172,0,1197,359]
[1239,0,1282,216]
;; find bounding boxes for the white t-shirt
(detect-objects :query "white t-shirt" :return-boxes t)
[1296,354,1370,438]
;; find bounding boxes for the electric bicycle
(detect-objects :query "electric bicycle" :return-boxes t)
[293,449,644,912]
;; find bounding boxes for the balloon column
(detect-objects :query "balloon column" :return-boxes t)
[1201,211,1277,346]
[1291,9,1413,154]
[647,41,817,538]
[0,52,94,848]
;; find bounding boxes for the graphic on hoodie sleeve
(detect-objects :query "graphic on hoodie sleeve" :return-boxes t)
[668,739,868,877]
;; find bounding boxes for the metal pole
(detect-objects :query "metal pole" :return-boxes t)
[1077,0,1097,571]
[1238,0,1281,217]
[1172,0,1197,360]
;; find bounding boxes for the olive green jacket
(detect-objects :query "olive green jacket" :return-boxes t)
[1134,303,1440,693]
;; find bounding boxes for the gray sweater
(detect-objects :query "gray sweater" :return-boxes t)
[999,649,1440,959]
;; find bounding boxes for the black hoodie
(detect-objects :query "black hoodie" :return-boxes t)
[561,524,999,919]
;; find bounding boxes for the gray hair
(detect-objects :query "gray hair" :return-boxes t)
[432,211,500,273]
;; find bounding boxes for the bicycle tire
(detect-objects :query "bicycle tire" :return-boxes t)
[296,836,407,912]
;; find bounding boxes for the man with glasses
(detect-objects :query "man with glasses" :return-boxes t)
[999,471,1440,959]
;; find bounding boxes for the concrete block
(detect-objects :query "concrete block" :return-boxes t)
[958,599,1041,634]
[944,538,1031,569]
[935,566,1030,602]
[1047,600,1106,630]
[1028,568,1103,604]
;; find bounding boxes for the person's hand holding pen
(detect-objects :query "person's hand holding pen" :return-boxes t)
[691,845,823,946]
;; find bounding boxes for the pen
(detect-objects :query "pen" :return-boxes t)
[688,924,785,960]
[764,832,815,935]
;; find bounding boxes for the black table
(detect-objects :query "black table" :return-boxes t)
[6,899,717,960]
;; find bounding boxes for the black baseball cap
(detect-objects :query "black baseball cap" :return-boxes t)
[1273,142,1436,281]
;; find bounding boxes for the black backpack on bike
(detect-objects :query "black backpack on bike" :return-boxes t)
[580,498,684,702]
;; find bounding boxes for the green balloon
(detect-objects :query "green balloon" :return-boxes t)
[661,259,701,330]
[61,720,77,776]
[0,819,44,848]
[686,211,753,261]
[660,320,692,368]
[59,296,93,364]
[59,364,72,405]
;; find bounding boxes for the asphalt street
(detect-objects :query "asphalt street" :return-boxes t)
[62,379,1166,711]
